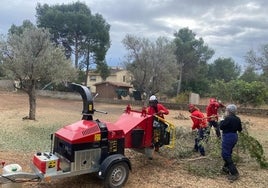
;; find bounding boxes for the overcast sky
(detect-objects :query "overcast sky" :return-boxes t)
[1,0,267,69]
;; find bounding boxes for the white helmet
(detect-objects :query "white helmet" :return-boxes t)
[149,95,157,101]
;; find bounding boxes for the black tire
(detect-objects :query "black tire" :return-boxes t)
[103,162,129,188]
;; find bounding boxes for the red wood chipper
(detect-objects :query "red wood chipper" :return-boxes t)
[0,83,175,188]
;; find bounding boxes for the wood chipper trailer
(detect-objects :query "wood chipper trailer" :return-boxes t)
[0,83,175,188]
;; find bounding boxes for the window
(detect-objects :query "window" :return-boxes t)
[123,76,126,82]
[90,76,96,81]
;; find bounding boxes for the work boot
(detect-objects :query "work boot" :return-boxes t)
[224,158,239,182]
[199,146,205,156]
[228,174,239,182]
[145,147,154,159]
[228,163,239,176]
[192,147,198,152]
[221,166,229,175]
[194,140,199,152]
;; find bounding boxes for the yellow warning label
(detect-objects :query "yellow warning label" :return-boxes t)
[94,133,101,141]
[89,104,92,111]
[48,160,56,168]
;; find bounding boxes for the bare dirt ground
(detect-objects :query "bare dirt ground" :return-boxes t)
[1,91,268,188]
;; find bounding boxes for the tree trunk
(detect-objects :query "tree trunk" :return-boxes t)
[85,47,90,87]
[28,81,36,120]
[177,64,183,95]
[74,37,79,69]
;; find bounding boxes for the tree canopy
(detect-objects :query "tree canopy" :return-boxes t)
[210,80,267,107]
[245,45,268,84]
[0,25,77,120]
[123,35,178,98]
[1,3,268,107]
[240,66,261,83]
[208,57,241,82]
[36,2,110,84]
[173,28,214,95]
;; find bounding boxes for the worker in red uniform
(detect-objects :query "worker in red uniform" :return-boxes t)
[189,104,208,156]
[206,98,225,138]
[147,95,169,119]
[147,95,169,152]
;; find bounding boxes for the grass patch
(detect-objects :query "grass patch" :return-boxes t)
[0,124,61,152]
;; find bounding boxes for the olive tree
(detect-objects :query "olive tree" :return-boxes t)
[123,35,178,98]
[0,26,76,120]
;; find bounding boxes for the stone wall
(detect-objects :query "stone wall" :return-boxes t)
[0,80,15,91]
[36,90,268,117]
[37,90,81,100]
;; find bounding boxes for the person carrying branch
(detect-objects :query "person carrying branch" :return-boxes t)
[188,104,208,156]
[206,98,225,138]
[147,95,169,152]
[147,95,169,119]
[219,104,242,181]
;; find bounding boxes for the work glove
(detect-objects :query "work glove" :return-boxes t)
[219,115,224,121]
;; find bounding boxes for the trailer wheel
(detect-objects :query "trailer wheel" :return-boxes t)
[103,162,129,188]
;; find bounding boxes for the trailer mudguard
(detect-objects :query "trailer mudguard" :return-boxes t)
[98,154,131,179]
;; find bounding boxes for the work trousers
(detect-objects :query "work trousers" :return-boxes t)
[222,133,239,175]
[194,128,207,156]
[208,120,221,138]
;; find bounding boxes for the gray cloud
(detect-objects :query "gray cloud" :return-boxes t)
[1,0,267,68]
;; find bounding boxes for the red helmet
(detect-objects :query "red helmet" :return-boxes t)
[188,104,196,112]
[209,98,216,103]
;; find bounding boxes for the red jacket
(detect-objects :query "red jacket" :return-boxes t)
[147,103,169,119]
[190,109,207,130]
[206,99,224,121]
